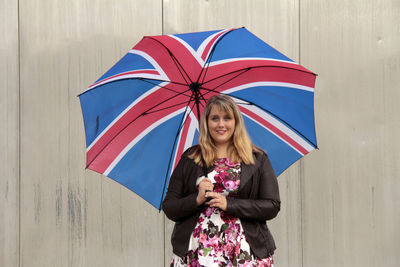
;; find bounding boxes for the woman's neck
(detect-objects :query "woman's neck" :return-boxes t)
[215,144,229,158]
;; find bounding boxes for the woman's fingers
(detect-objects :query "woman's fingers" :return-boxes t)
[205,192,227,211]
[199,178,213,192]
[205,191,220,199]
[196,178,214,205]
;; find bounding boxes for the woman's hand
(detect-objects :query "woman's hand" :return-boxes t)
[196,178,214,206]
[205,192,227,211]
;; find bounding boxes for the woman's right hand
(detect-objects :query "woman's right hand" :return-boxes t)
[196,178,214,206]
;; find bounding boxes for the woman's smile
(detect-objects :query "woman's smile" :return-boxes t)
[208,106,235,147]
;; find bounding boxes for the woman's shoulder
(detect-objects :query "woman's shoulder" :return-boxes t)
[252,146,270,162]
[182,144,200,157]
[178,145,201,164]
[252,145,266,156]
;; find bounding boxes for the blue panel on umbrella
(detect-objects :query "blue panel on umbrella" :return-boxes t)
[162,128,200,203]
[108,112,185,209]
[79,79,162,147]
[244,116,303,177]
[210,28,293,63]
[172,30,221,51]
[96,52,157,83]
[193,130,199,146]
[230,85,317,146]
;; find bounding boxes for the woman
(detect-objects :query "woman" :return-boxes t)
[163,95,280,266]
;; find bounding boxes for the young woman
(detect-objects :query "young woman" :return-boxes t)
[163,95,280,266]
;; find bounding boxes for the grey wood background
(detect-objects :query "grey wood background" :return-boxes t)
[1,0,399,266]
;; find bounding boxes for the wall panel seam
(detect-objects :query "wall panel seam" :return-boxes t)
[17,0,21,266]
[298,0,301,65]
[162,0,164,35]
[298,2,304,266]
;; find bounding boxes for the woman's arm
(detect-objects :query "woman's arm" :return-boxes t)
[225,152,280,221]
[162,156,202,222]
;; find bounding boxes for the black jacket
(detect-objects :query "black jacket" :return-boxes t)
[162,146,280,258]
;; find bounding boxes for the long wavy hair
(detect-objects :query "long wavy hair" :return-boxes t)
[189,95,259,166]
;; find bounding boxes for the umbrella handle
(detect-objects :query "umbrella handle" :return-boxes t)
[205,190,213,202]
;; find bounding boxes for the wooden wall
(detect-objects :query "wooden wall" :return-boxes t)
[1,0,19,266]
[1,0,399,266]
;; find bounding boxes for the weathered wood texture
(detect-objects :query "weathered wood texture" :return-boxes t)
[300,1,400,266]
[18,0,163,266]
[0,0,20,266]
[1,0,399,266]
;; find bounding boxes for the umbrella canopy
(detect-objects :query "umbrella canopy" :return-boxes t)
[79,27,317,210]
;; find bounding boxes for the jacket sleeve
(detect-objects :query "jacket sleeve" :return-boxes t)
[162,155,202,222]
[226,152,280,221]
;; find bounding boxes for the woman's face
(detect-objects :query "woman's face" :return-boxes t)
[207,105,235,147]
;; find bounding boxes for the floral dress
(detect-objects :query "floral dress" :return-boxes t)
[171,158,274,267]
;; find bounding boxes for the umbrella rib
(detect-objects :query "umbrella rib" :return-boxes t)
[78,77,189,97]
[137,78,192,98]
[141,88,195,116]
[159,94,198,210]
[137,78,188,87]
[201,65,316,88]
[198,91,208,107]
[146,36,193,86]
[144,99,197,115]
[86,87,194,168]
[201,68,251,92]
[199,86,317,148]
[196,28,238,85]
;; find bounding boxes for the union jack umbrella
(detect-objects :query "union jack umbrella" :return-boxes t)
[79,27,318,210]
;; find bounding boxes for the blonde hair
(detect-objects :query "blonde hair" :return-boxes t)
[190,95,259,166]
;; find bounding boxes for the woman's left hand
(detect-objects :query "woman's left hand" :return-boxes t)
[205,192,227,211]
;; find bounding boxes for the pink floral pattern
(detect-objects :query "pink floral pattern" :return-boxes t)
[171,158,274,267]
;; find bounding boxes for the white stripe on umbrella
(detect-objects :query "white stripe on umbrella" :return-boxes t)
[236,100,315,155]
[222,81,314,93]
[103,107,186,176]
[87,82,170,151]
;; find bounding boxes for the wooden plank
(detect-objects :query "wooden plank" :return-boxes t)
[19,0,163,266]
[0,0,20,266]
[300,0,400,266]
[163,1,302,266]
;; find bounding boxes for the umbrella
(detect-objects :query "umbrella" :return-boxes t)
[79,27,317,210]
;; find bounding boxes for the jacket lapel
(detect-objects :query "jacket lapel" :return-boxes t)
[238,153,261,197]
[239,162,256,196]
[240,163,251,187]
